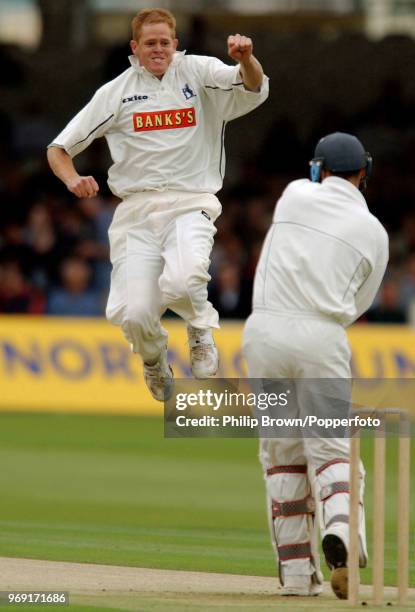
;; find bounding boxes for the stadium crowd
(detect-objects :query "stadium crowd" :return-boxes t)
[0,138,414,323]
[1,34,415,324]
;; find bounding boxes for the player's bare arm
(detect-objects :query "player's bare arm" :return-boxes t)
[227,34,263,92]
[47,146,99,199]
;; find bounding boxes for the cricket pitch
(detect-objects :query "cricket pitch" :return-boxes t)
[0,557,414,611]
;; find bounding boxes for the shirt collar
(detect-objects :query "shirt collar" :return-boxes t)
[322,176,368,209]
[128,50,186,76]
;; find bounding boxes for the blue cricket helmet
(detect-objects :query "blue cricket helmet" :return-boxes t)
[310,132,373,185]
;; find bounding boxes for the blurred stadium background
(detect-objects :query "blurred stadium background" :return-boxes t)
[1,0,415,323]
[0,0,414,603]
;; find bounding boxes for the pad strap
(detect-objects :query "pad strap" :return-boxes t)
[277,541,312,561]
[320,481,349,501]
[272,496,315,519]
[326,514,349,528]
[266,464,307,476]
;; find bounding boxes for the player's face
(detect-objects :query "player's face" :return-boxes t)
[131,23,178,78]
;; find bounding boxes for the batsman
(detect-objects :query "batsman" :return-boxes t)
[243,133,389,598]
[47,8,268,400]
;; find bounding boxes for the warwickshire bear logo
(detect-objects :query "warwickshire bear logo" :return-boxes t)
[182,83,196,100]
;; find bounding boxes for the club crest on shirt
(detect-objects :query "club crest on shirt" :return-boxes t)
[182,83,196,100]
[133,108,196,132]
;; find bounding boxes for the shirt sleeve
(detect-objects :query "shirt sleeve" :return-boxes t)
[354,225,389,321]
[195,56,269,121]
[48,83,117,158]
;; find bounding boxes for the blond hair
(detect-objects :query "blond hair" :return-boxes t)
[131,8,176,42]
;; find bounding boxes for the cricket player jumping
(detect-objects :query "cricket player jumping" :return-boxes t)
[243,133,389,598]
[47,8,268,401]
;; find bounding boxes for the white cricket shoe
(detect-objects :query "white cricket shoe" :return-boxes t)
[281,575,323,597]
[143,349,174,402]
[187,325,218,378]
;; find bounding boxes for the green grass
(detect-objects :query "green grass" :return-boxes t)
[0,413,413,588]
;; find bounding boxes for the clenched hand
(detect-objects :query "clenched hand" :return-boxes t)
[66,175,99,198]
[227,34,253,64]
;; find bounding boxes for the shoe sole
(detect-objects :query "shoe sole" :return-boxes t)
[330,567,348,600]
[322,535,349,600]
[145,367,174,402]
[322,534,347,569]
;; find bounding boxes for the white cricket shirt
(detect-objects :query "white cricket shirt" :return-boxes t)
[49,53,269,198]
[253,177,389,327]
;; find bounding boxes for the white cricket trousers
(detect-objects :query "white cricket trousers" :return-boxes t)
[243,311,367,580]
[106,191,221,363]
